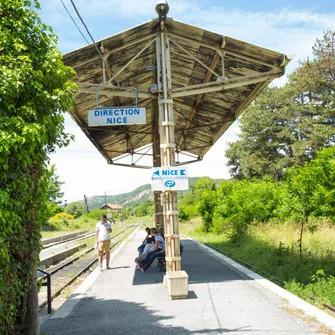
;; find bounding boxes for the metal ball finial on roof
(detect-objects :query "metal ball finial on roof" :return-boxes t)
[156,0,169,22]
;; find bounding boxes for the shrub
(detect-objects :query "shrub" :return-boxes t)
[50,212,74,221]
[85,208,107,220]
[64,201,84,218]
[286,270,335,306]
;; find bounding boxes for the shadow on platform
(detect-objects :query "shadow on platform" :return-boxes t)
[132,240,246,286]
[41,295,253,335]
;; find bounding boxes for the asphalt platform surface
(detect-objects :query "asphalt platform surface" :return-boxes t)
[41,231,321,335]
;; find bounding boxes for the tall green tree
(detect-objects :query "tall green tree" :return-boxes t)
[226,85,297,180]
[0,1,75,333]
[290,30,335,156]
[46,164,65,217]
[226,31,335,180]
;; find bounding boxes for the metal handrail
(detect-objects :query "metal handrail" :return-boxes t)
[38,268,51,314]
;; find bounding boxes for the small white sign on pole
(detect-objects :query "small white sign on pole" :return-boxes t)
[151,167,189,191]
[88,107,146,126]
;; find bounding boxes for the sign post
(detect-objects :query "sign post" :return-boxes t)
[152,102,164,233]
[156,25,183,277]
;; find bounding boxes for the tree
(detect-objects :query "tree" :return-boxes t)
[226,31,335,181]
[210,179,280,241]
[0,1,75,333]
[291,30,335,151]
[132,200,154,217]
[46,165,65,218]
[286,146,335,262]
[198,188,218,232]
[226,85,297,180]
[65,202,84,218]
[179,177,217,221]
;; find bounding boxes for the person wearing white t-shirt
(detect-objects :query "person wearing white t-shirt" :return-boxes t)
[95,214,112,271]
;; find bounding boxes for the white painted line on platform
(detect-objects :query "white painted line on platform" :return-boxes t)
[45,226,139,321]
[181,233,335,332]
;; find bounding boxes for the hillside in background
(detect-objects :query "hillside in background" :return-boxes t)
[82,177,222,210]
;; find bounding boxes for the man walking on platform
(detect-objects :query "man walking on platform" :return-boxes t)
[95,214,112,271]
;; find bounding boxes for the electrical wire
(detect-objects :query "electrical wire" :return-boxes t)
[59,0,90,45]
[69,0,104,61]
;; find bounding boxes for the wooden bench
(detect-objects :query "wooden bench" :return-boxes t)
[156,244,184,272]
[157,257,166,272]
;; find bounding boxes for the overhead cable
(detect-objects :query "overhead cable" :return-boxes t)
[69,0,104,61]
[59,0,90,45]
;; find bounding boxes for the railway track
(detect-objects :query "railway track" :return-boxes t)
[38,224,137,311]
[42,231,95,249]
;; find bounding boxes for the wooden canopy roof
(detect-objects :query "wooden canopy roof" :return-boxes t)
[63,18,290,168]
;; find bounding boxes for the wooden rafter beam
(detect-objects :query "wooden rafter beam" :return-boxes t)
[103,55,121,106]
[178,52,221,147]
[200,79,271,158]
[77,85,151,99]
[175,119,235,132]
[108,38,156,84]
[86,127,154,135]
[171,71,281,98]
[167,32,282,69]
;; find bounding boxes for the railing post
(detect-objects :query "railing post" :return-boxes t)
[47,272,51,314]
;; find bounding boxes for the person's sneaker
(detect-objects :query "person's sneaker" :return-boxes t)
[139,264,146,273]
[99,265,103,272]
[106,265,111,270]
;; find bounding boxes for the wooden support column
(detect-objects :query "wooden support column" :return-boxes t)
[152,100,164,233]
[157,32,181,273]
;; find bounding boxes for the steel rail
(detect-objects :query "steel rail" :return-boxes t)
[42,232,95,249]
[39,226,135,281]
[38,225,137,310]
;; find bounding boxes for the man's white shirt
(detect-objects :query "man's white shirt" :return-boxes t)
[95,221,112,241]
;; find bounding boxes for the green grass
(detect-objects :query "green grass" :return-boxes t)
[180,217,335,311]
[41,215,152,240]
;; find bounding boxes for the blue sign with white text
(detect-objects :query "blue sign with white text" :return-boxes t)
[88,107,146,126]
[151,167,188,191]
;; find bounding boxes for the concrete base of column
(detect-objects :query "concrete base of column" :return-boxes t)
[164,271,189,300]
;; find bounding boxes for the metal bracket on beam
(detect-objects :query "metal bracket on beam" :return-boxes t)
[164,234,180,238]
[221,35,226,49]
[164,210,179,215]
[165,257,182,262]
[162,121,175,126]
[158,99,174,104]
[160,143,176,149]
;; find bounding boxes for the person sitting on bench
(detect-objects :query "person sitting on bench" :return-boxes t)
[137,227,165,272]
[137,227,155,254]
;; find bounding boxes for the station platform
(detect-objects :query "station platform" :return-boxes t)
[41,230,322,335]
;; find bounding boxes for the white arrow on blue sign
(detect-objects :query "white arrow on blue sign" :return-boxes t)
[151,167,189,191]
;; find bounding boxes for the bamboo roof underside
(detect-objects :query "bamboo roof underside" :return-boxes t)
[63,18,290,168]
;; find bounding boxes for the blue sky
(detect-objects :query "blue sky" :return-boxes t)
[38,1,335,202]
